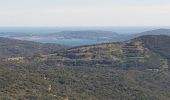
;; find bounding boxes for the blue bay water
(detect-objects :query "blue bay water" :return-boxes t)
[0,26,169,46]
[35,38,100,46]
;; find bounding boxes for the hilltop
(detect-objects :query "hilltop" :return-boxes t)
[0,37,70,57]
[51,35,169,70]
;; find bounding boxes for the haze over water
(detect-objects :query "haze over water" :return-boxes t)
[0,26,167,34]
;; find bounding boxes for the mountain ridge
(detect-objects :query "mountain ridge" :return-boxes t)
[0,37,70,57]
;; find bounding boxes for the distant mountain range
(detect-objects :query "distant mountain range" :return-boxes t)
[0,28,170,46]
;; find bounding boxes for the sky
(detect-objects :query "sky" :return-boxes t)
[0,0,170,27]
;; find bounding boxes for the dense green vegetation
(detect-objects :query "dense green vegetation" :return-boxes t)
[1,64,170,100]
[0,35,170,100]
[55,35,169,70]
[138,35,170,68]
[0,37,69,57]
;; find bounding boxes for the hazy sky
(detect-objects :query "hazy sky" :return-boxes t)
[0,0,170,26]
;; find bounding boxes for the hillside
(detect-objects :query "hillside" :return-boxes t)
[0,35,170,100]
[1,64,170,100]
[0,37,70,57]
[128,29,170,40]
[136,35,170,69]
[138,29,170,36]
[52,35,169,70]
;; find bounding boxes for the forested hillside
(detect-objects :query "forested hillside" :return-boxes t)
[0,35,170,100]
[0,37,69,57]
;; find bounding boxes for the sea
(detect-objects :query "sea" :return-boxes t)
[0,26,169,46]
